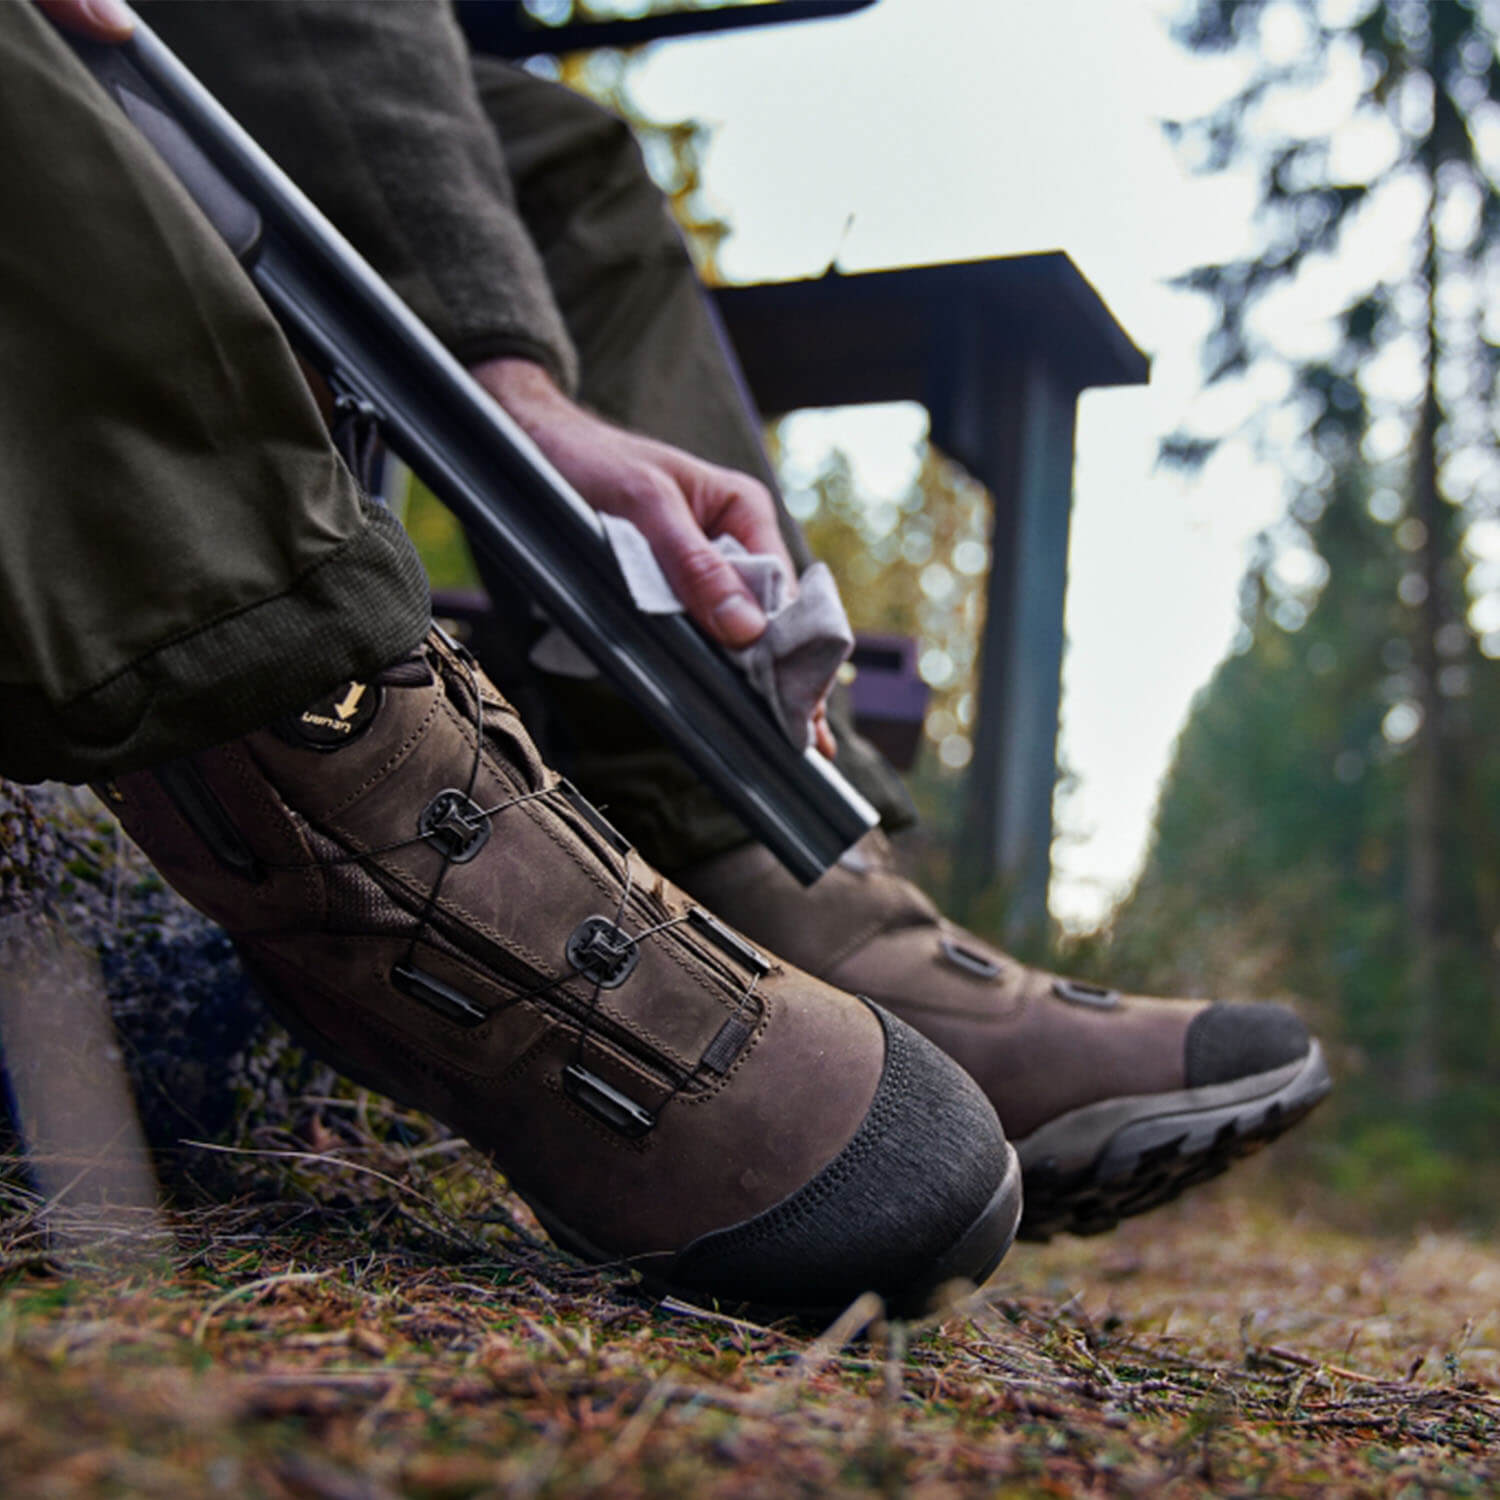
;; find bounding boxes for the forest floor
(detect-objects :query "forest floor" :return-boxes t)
[1,1112,1497,1500]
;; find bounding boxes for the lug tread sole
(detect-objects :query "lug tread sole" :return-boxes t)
[1016,1044,1331,1242]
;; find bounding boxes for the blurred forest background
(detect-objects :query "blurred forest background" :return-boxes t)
[461,0,1500,1230]
[1110,0,1500,1225]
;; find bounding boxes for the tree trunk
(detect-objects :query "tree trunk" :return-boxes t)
[1402,168,1445,1111]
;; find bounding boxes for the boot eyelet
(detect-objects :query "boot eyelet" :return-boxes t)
[419,788,491,863]
[687,907,769,975]
[940,937,1002,981]
[392,961,488,1026]
[1053,978,1121,1010]
[567,916,640,989]
[562,1063,656,1138]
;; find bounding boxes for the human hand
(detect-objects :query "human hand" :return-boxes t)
[38,0,135,41]
[472,358,787,648]
[471,357,836,758]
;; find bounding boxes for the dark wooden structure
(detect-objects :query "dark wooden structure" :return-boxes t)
[714,254,1148,938]
[845,633,928,772]
[456,0,876,58]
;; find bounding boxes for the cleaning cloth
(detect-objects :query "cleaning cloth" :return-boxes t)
[529,514,853,749]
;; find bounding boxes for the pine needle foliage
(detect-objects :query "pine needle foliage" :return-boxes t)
[1118,0,1500,1184]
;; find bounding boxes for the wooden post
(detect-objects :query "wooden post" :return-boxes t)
[712,255,1146,933]
[947,348,1079,943]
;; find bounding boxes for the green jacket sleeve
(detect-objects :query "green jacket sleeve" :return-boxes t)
[141,0,579,391]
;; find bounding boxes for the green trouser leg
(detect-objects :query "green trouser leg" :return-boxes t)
[466,59,915,870]
[0,5,429,785]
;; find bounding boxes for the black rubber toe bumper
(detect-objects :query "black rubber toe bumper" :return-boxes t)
[666,1003,1022,1317]
[1186,1001,1310,1086]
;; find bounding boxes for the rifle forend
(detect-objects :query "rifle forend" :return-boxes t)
[65,22,879,883]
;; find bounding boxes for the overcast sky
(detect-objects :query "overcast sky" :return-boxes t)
[628,0,1293,927]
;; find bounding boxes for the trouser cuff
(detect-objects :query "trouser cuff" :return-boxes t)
[0,501,430,784]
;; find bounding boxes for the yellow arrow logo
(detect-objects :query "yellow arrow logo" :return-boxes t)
[333,683,367,721]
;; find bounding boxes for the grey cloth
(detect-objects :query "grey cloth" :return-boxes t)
[529,519,854,749]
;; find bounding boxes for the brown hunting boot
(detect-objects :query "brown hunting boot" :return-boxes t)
[680,834,1331,1242]
[100,632,1021,1315]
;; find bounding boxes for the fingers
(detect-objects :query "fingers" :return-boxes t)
[672,459,797,583]
[628,490,769,648]
[708,477,793,570]
[37,0,135,41]
[812,702,838,760]
[464,368,794,649]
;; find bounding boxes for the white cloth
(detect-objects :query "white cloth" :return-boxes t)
[529,514,853,749]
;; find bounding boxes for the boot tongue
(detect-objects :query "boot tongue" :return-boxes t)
[842,831,942,928]
[374,655,436,688]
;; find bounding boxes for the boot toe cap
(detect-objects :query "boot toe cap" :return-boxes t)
[1185,1001,1310,1088]
[665,1003,1019,1317]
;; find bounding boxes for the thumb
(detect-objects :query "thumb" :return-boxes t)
[39,0,136,41]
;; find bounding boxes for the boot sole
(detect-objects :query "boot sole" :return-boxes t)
[1013,1041,1331,1241]
[244,960,1024,1319]
[532,1139,1023,1323]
